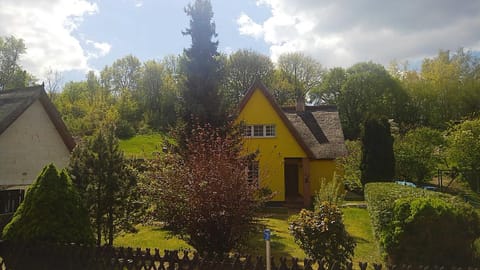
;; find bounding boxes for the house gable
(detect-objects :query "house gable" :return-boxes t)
[0,86,74,188]
[237,83,309,159]
[0,99,71,187]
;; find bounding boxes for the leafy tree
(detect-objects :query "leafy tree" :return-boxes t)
[394,127,445,184]
[338,62,409,139]
[3,164,93,244]
[289,202,355,268]
[222,49,274,108]
[446,118,480,191]
[0,35,35,90]
[181,0,226,128]
[338,140,362,192]
[360,117,395,185]
[140,59,179,130]
[143,123,267,254]
[69,125,138,246]
[311,67,346,105]
[276,52,324,105]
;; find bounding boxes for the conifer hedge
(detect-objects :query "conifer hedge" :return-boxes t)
[2,164,93,244]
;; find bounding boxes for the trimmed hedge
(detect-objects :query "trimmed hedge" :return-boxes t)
[365,183,480,265]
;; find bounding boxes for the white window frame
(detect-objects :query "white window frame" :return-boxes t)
[242,124,276,138]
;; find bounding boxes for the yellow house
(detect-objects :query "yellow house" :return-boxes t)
[236,81,347,206]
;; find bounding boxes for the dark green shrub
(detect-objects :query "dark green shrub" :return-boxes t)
[2,164,93,244]
[365,183,480,265]
[386,197,480,266]
[360,117,395,185]
[289,202,355,268]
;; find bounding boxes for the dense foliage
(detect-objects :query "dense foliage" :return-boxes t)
[364,183,479,265]
[142,123,268,254]
[0,35,35,90]
[446,118,480,190]
[394,127,445,183]
[69,125,138,246]
[387,197,480,266]
[337,140,362,192]
[2,164,93,244]
[289,202,355,268]
[360,117,395,185]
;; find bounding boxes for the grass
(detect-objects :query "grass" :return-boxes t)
[342,207,382,264]
[114,206,382,264]
[119,133,171,159]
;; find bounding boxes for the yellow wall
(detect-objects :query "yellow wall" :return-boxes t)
[237,88,339,201]
[309,160,337,193]
[238,89,306,201]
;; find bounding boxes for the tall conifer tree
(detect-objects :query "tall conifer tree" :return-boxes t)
[181,0,226,128]
[360,117,395,185]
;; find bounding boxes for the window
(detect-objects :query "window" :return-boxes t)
[0,189,25,214]
[242,124,276,138]
[247,160,259,185]
[242,125,252,137]
[253,125,264,137]
[265,125,276,137]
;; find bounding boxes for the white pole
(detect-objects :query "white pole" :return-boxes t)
[264,229,271,270]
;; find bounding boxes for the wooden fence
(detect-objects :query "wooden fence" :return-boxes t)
[0,241,478,270]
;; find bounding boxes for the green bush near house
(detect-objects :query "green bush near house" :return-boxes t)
[387,197,480,266]
[289,202,356,268]
[2,164,94,244]
[365,183,480,266]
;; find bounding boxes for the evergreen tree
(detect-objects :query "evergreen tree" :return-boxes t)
[2,164,93,244]
[181,0,226,128]
[360,117,395,185]
[69,124,138,246]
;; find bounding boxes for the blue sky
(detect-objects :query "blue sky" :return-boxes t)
[1,0,480,85]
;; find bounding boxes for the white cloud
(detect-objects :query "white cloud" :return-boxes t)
[239,0,480,67]
[86,40,112,58]
[237,13,264,39]
[0,0,103,81]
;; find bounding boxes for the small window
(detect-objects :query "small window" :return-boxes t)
[0,189,25,214]
[265,125,276,137]
[247,160,259,185]
[253,125,264,137]
[242,125,252,137]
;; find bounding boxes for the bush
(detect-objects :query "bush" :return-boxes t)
[2,164,93,244]
[289,202,355,268]
[315,174,345,205]
[385,197,480,266]
[365,183,480,265]
[143,123,269,254]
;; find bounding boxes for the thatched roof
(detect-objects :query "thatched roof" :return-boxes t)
[283,106,347,159]
[238,80,347,160]
[0,85,75,151]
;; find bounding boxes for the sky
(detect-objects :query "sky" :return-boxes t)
[1,0,480,85]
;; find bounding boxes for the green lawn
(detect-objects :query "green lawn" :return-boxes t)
[115,206,382,264]
[119,133,171,159]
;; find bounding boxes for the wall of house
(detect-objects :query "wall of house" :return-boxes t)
[309,160,338,193]
[237,89,307,201]
[0,100,70,188]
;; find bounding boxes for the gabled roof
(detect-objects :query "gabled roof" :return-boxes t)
[238,80,347,160]
[0,85,75,151]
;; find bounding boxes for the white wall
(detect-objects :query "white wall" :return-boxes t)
[0,100,70,187]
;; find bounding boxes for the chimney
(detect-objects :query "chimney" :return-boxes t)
[296,96,305,112]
